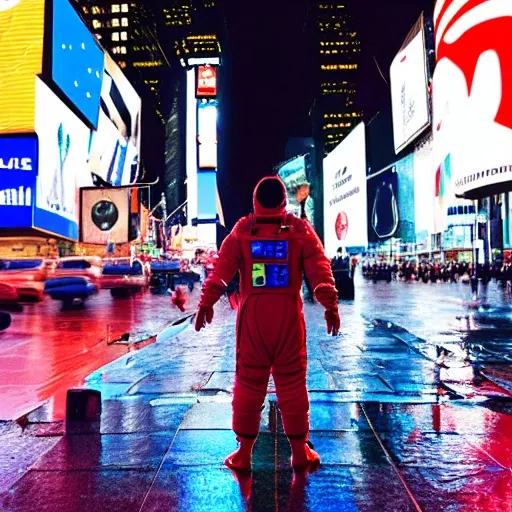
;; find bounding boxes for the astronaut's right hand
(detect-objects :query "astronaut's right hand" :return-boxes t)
[195,305,214,332]
[325,309,340,336]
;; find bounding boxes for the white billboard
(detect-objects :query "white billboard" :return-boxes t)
[390,16,430,154]
[433,0,512,198]
[323,122,367,255]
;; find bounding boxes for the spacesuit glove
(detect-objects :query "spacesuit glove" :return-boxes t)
[325,309,340,336]
[195,305,214,332]
[313,283,339,311]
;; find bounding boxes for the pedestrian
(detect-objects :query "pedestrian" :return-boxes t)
[195,176,340,474]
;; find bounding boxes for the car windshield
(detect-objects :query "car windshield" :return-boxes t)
[103,260,143,275]
[0,259,43,271]
[57,260,92,270]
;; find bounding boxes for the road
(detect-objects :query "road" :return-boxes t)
[0,289,198,421]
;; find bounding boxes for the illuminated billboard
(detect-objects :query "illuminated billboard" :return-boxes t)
[197,172,217,220]
[0,0,44,133]
[80,188,130,244]
[277,156,311,218]
[197,102,217,169]
[0,137,38,228]
[323,123,367,255]
[196,65,217,98]
[390,14,430,154]
[34,78,91,240]
[433,0,512,198]
[52,0,104,129]
[100,53,141,181]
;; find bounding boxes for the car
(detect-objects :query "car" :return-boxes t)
[0,258,48,302]
[45,257,103,305]
[101,257,150,298]
[52,257,103,285]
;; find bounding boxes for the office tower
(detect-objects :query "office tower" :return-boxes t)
[308,0,362,155]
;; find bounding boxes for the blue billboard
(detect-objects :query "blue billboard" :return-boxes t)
[0,137,38,229]
[197,171,217,220]
[52,0,104,129]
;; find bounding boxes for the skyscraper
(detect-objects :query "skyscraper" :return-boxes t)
[73,0,170,122]
[308,0,362,155]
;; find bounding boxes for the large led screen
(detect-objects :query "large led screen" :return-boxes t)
[0,137,38,228]
[197,102,217,169]
[80,188,129,244]
[367,167,399,243]
[197,171,217,220]
[97,53,141,183]
[52,0,104,129]
[196,65,217,98]
[390,15,430,154]
[323,122,367,255]
[35,78,90,240]
[433,0,512,197]
[277,156,311,219]
[0,0,44,133]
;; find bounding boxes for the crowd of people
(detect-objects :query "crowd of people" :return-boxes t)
[362,259,512,284]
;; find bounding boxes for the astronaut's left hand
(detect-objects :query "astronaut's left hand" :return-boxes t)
[195,305,214,332]
[325,309,340,336]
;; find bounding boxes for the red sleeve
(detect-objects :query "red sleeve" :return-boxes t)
[198,224,243,308]
[300,220,338,311]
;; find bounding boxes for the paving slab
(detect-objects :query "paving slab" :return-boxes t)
[99,396,191,434]
[399,466,512,512]
[309,402,362,431]
[0,470,154,512]
[33,432,174,471]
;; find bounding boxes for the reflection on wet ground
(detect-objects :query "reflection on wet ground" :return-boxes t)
[0,289,198,421]
[1,280,511,511]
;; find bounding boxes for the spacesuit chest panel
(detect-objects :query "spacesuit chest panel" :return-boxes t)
[239,226,302,294]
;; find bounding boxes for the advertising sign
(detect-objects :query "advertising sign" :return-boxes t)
[197,171,217,220]
[0,0,44,133]
[0,137,38,228]
[80,188,130,244]
[88,111,135,186]
[197,102,217,169]
[367,167,399,243]
[196,65,217,98]
[323,122,367,255]
[52,0,104,129]
[277,156,310,218]
[433,0,512,198]
[100,53,141,181]
[390,15,430,154]
[34,78,91,240]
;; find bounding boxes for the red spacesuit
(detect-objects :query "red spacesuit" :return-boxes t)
[195,176,340,472]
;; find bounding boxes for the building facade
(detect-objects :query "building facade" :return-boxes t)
[309,0,363,155]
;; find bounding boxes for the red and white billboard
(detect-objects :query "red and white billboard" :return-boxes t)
[196,65,217,98]
[433,0,512,198]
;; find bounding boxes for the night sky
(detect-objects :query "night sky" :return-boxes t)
[219,0,434,227]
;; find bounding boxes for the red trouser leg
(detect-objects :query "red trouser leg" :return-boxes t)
[232,295,308,439]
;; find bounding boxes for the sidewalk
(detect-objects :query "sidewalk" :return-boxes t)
[1,286,512,511]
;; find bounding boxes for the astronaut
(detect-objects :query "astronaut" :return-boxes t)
[195,176,340,473]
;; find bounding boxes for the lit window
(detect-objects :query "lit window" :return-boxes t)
[112,32,120,41]
[121,17,128,26]
[119,61,127,68]
[91,6,102,14]
[121,4,128,12]
[120,31,128,41]
[92,19,102,29]
[111,4,120,13]
[112,18,120,27]
[121,46,127,54]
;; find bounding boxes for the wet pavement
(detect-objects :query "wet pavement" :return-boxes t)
[0,288,198,421]
[1,279,511,511]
